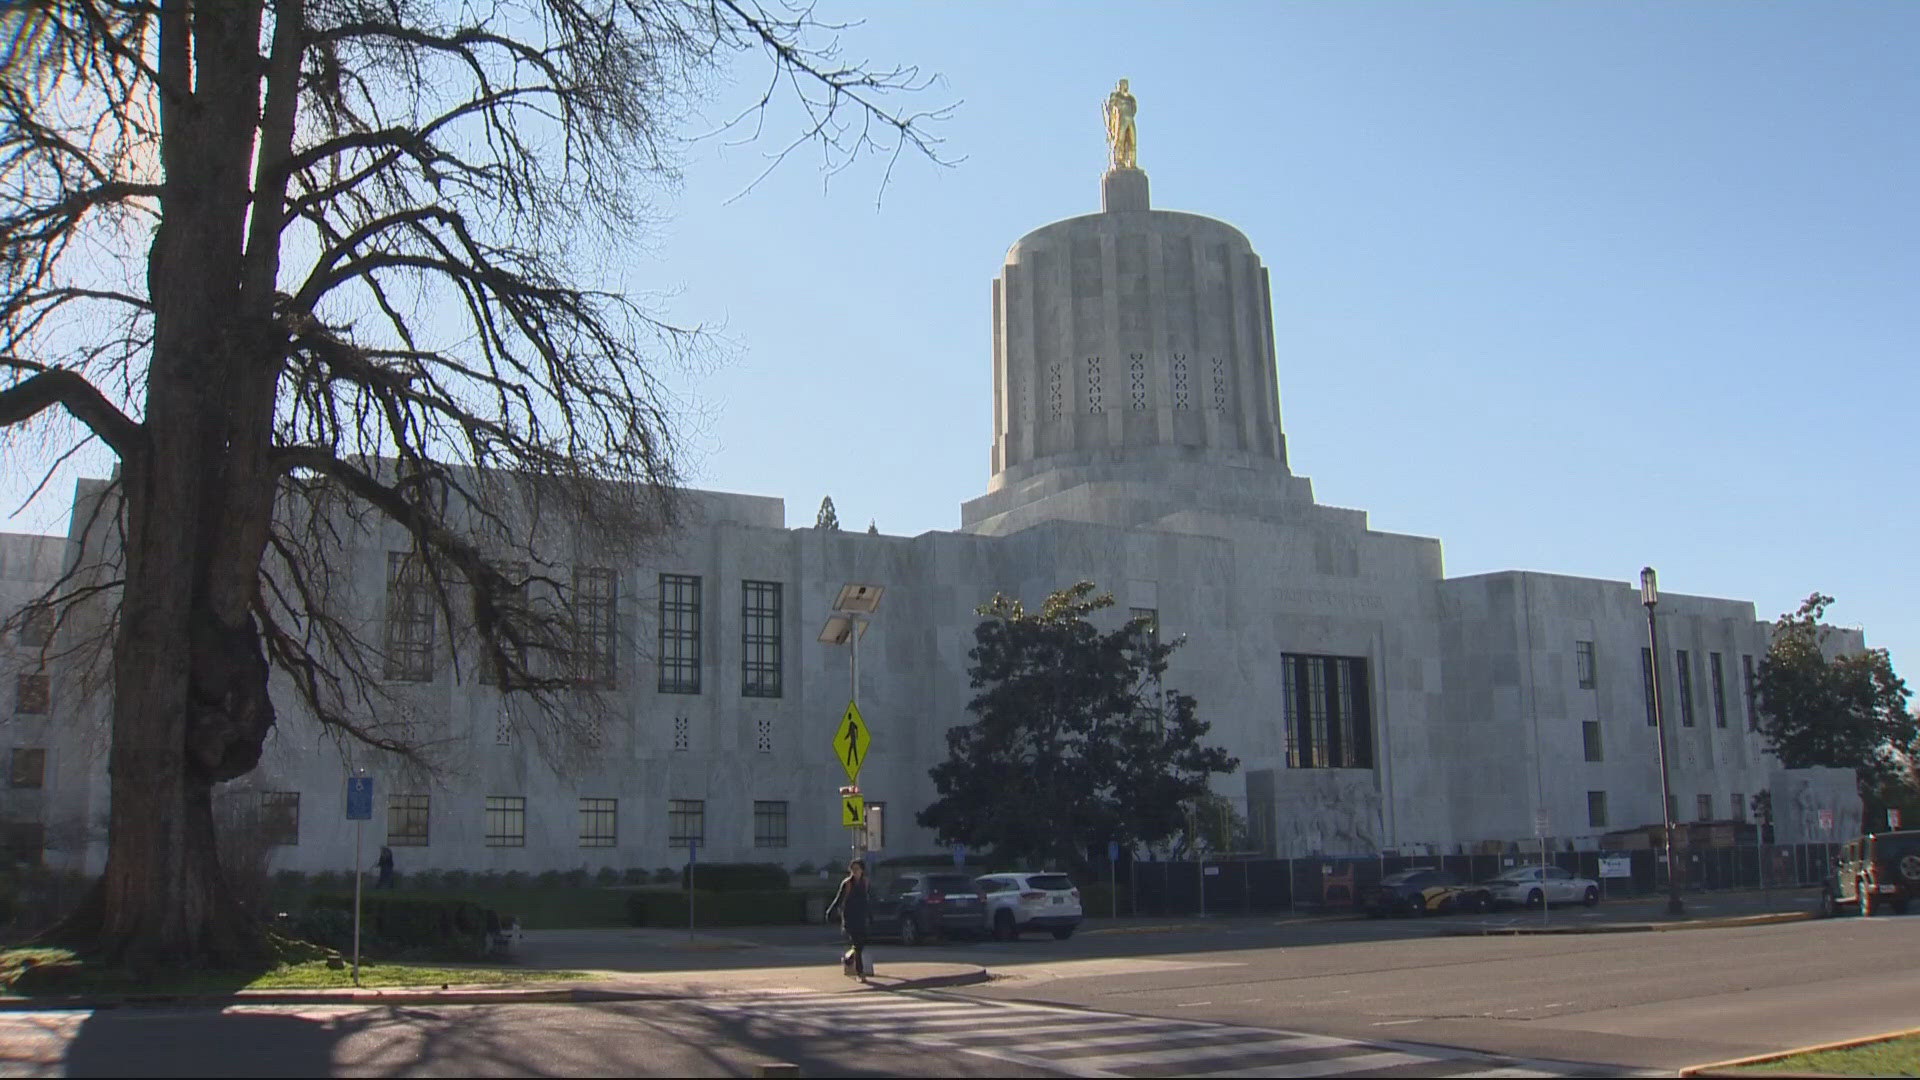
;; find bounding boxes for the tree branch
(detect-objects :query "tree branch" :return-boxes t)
[0,361,145,457]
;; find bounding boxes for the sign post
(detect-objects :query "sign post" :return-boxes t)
[687,839,698,941]
[1108,840,1120,920]
[344,773,374,986]
[833,700,872,870]
[1533,809,1550,926]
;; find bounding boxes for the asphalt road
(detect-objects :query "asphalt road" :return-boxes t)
[4,897,1915,1077]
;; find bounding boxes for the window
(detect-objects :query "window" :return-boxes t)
[579,797,617,847]
[1668,794,1679,823]
[485,796,526,847]
[1710,652,1727,728]
[1575,641,1596,689]
[658,574,702,694]
[1582,721,1603,762]
[1128,607,1160,653]
[1697,793,1713,822]
[1675,650,1695,727]
[1587,791,1608,829]
[754,800,789,848]
[387,794,430,846]
[14,671,48,715]
[260,791,300,845]
[741,580,783,698]
[384,552,436,681]
[1281,654,1372,769]
[571,567,617,687]
[668,799,704,847]
[1742,654,1758,731]
[1641,647,1657,726]
[17,604,53,648]
[9,748,45,789]
[1730,793,1745,823]
[477,561,528,686]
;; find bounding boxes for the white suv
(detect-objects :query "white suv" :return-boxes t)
[976,872,1082,940]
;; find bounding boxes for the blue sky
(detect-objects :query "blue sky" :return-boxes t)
[5,3,1915,681]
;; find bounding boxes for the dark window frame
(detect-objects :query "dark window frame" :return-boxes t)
[1582,721,1603,763]
[658,574,702,694]
[1742,653,1759,731]
[8,747,46,789]
[1676,650,1695,727]
[1282,654,1373,769]
[387,793,431,847]
[13,670,48,715]
[579,797,617,847]
[741,581,783,698]
[753,799,789,848]
[384,551,437,682]
[1587,790,1608,828]
[1575,640,1596,689]
[1710,652,1727,728]
[485,795,527,847]
[668,798,704,847]
[1641,646,1657,726]
[573,566,618,688]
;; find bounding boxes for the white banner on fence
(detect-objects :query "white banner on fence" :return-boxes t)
[1599,854,1633,878]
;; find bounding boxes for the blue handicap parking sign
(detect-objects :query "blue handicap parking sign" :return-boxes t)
[346,776,373,820]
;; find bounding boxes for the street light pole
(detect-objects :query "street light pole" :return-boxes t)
[1641,567,1685,917]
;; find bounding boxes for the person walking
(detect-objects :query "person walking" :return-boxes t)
[823,858,872,979]
[375,845,395,889]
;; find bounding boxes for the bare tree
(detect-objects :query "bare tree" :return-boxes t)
[0,0,946,966]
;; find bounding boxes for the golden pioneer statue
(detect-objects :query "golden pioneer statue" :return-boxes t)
[1104,78,1138,171]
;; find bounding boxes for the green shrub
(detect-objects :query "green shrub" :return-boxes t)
[406,869,444,892]
[440,869,470,890]
[688,862,788,892]
[535,870,564,889]
[310,870,344,892]
[272,870,309,892]
[622,868,649,886]
[290,905,354,952]
[1076,882,1132,918]
[501,870,530,889]
[652,867,677,885]
[475,871,504,889]
[627,889,809,928]
[792,861,816,876]
[595,867,620,887]
[308,893,494,961]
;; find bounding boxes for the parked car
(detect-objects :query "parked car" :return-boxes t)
[1821,829,1920,917]
[1481,865,1600,909]
[976,872,1082,940]
[1360,868,1491,916]
[875,872,989,944]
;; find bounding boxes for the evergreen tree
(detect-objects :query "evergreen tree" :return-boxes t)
[815,496,841,530]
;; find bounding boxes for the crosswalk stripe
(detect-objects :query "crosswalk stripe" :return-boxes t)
[1063,1035,1367,1071]
[1190,1050,1445,1077]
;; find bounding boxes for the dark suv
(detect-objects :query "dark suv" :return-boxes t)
[879,872,987,945]
[1822,830,1920,917]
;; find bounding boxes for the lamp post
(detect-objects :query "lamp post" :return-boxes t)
[1641,567,1685,917]
[820,583,884,869]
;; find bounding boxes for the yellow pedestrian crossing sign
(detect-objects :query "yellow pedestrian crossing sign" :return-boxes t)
[833,700,870,782]
[842,795,866,828]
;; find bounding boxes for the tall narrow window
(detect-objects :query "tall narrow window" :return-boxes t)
[485,796,526,847]
[1676,650,1695,727]
[13,672,48,715]
[579,798,617,847]
[1730,793,1746,823]
[1668,794,1679,823]
[478,561,528,685]
[1582,721,1603,762]
[1742,654,1759,731]
[573,567,617,688]
[9,748,46,789]
[387,794,430,847]
[384,552,436,681]
[1281,655,1372,769]
[1696,793,1713,821]
[668,799,704,847]
[260,791,300,846]
[1575,641,1596,689]
[754,800,789,848]
[1641,647,1657,726]
[658,574,702,694]
[17,604,53,648]
[1709,652,1727,728]
[741,581,783,698]
[1587,791,1608,829]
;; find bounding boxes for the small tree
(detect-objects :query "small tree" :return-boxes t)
[815,497,841,530]
[1755,594,1917,797]
[917,582,1238,872]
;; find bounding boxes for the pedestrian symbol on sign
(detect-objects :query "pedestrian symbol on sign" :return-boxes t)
[832,700,870,783]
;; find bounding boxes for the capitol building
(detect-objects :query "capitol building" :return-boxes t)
[0,96,1864,873]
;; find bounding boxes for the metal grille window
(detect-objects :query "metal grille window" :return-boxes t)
[658,574,702,694]
[754,800,788,848]
[1281,654,1372,769]
[1742,654,1758,731]
[384,552,436,681]
[477,561,528,686]
[1582,721,1603,762]
[485,796,526,847]
[1575,641,1596,689]
[668,799,704,847]
[1676,650,1696,727]
[260,791,300,846]
[573,567,617,688]
[1710,652,1727,728]
[1641,647,1657,726]
[579,798,617,847]
[387,794,430,847]
[1730,793,1746,823]
[9,748,45,789]
[741,581,783,698]
[17,604,53,648]
[13,672,47,715]
[1696,793,1713,822]
[1587,791,1608,829]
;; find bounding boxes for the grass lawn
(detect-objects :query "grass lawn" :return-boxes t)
[1,947,585,997]
[1730,1033,1920,1076]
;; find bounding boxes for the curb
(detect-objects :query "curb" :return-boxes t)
[1444,911,1814,937]
[1678,1024,1920,1077]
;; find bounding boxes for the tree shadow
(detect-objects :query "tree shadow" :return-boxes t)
[63,1006,369,1078]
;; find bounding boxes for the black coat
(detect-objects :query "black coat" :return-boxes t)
[824,875,870,933]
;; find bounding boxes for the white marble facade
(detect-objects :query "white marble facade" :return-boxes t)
[2,165,1863,874]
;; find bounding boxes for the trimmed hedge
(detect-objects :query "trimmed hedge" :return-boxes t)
[307,893,496,960]
[627,888,809,927]
[685,863,790,892]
